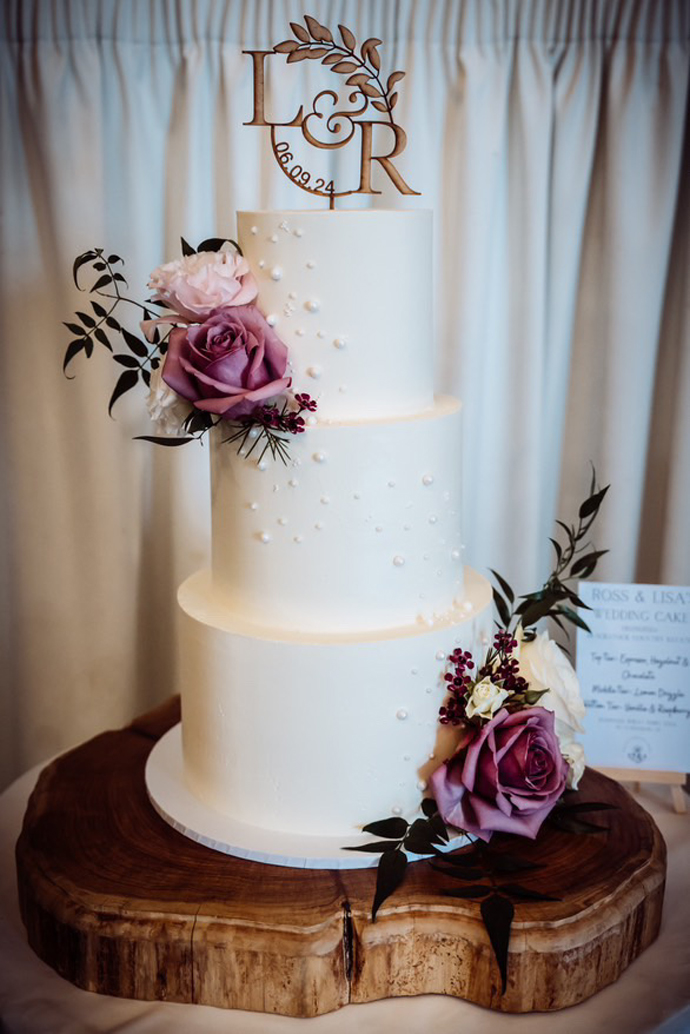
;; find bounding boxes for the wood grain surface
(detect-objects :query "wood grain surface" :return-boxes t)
[16,696,666,1016]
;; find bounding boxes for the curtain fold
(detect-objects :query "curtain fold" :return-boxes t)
[1,0,688,787]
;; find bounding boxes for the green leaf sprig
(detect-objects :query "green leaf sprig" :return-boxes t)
[491,469,609,638]
[63,249,164,415]
[343,799,452,920]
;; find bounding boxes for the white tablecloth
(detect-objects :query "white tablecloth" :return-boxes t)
[1,763,689,1034]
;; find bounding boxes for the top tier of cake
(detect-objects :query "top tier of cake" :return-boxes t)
[236,210,433,422]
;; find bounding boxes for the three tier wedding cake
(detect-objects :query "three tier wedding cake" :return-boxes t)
[175,209,492,841]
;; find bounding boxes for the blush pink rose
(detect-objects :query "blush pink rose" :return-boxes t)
[148,250,258,320]
[162,305,291,419]
[429,707,569,841]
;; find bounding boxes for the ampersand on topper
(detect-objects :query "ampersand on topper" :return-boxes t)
[243,15,420,206]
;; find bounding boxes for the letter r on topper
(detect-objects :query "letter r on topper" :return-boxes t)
[243,15,420,205]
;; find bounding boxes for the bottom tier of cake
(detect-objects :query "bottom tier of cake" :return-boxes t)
[177,568,493,837]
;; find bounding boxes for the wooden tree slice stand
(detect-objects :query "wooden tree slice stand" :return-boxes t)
[16,697,666,1017]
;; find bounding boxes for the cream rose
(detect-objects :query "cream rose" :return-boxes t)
[465,677,510,720]
[518,631,585,736]
[560,740,585,790]
[145,364,193,434]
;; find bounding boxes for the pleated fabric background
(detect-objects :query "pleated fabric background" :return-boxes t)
[0,0,688,789]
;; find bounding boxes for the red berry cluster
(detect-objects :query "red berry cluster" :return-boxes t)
[248,393,317,437]
[438,649,475,726]
[477,632,527,694]
[294,392,317,411]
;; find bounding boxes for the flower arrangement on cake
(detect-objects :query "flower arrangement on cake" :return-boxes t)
[346,475,610,991]
[63,238,317,463]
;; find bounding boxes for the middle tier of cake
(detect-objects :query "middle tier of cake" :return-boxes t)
[211,395,464,633]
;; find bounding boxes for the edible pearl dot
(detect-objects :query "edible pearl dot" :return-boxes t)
[313,452,327,463]
[320,496,330,505]
[278,517,288,526]
[429,515,438,524]
[481,634,490,645]
[288,478,299,487]
[404,754,411,762]
[425,687,433,694]
[257,460,267,471]
[391,806,403,816]
[411,667,419,675]
[451,549,461,560]
[375,526,383,533]
[270,266,283,281]
[306,415,317,427]
[315,521,323,530]
[288,291,297,300]
[239,448,247,457]
[250,226,258,234]
[249,502,258,511]
[294,228,304,237]
[266,314,278,327]
[396,709,408,721]
[248,427,260,439]
[422,474,434,486]
[258,259,265,269]
[305,299,320,313]
[403,523,411,531]
[463,600,474,613]
[436,651,446,660]
[338,385,347,393]
[388,480,396,488]
[272,484,279,493]
[306,365,322,379]
[295,327,305,336]
[306,260,316,269]
[316,330,325,338]
[393,555,405,567]
[353,492,361,500]
[269,234,278,243]
[333,337,346,349]
[259,532,271,544]
[417,780,427,791]
[423,553,430,561]
[293,535,303,544]
[428,751,436,759]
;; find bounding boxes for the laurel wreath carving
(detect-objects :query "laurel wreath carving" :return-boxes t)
[274,16,405,124]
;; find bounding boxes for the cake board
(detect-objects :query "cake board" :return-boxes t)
[144,722,470,869]
[15,696,667,1018]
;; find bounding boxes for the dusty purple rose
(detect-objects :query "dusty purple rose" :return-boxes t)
[429,707,569,841]
[162,305,291,419]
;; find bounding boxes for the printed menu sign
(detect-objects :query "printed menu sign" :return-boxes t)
[576,582,690,772]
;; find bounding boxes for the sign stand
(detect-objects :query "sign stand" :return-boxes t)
[596,768,687,814]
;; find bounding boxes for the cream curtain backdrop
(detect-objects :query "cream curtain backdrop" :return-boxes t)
[0,0,688,789]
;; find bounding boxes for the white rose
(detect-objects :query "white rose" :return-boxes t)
[560,740,585,790]
[145,364,193,435]
[465,677,510,720]
[518,630,586,738]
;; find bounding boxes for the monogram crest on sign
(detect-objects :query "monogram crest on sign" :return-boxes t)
[244,15,420,206]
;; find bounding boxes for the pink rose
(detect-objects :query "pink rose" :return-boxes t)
[429,707,569,841]
[162,305,291,419]
[148,250,257,320]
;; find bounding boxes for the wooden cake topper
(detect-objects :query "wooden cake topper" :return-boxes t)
[244,15,420,206]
